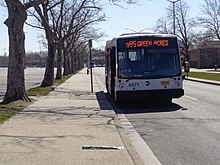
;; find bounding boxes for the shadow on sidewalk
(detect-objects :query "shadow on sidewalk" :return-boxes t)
[95,91,111,111]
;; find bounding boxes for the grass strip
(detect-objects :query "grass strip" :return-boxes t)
[0,100,32,124]
[1,73,73,124]
[184,72,220,81]
[0,112,16,124]
[27,74,73,96]
[27,86,53,96]
[54,74,73,86]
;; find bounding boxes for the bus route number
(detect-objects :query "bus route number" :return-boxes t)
[126,39,169,48]
[128,83,139,88]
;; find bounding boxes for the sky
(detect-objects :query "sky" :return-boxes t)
[0,0,202,56]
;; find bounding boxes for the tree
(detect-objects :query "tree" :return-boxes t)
[27,0,105,84]
[175,0,195,61]
[31,1,57,87]
[155,0,195,62]
[154,16,171,34]
[108,0,137,5]
[50,0,105,79]
[198,0,220,40]
[2,0,44,104]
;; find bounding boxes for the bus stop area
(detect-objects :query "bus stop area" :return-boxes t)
[0,68,160,165]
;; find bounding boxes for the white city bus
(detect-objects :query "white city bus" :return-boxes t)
[105,33,184,102]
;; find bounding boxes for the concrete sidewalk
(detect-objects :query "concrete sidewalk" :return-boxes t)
[0,69,146,165]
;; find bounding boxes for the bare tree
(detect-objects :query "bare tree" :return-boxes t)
[27,0,105,83]
[155,0,195,62]
[198,0,220,40]
[175,0,195,61]
[154,16,171,34]
[50,0,105,79]
[2,0,44,104]
[0,0,142,104]
[32,1,58,87]
[108,0,137,5]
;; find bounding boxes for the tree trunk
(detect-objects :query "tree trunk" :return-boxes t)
[3,0,31,104]
[63,49,71,75]
[56,43,62,79]
[40,13,56,87]
[41,41,55,87]
[70,49,77,73]
[67,53,71,74]
[70,55,75,73]
[34,2,56,87]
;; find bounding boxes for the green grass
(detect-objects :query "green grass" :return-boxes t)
[1,74,73,124]
[27,86,53,96]
[54,74,73,86]
[0,112,16,124]
[184,72,220,81]
[0,101,29,111]
[27,74,73,96]
[0,100,32,124]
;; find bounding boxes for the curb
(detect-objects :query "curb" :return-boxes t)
[94,74,161,165]
[186,77,220,86]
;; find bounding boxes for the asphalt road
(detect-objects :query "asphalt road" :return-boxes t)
[0,67,45,101]
[93,67,220,165]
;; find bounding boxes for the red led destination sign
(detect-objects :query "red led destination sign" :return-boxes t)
[126,39,169,48]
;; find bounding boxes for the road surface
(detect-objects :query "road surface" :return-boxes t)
[93,67,220,165]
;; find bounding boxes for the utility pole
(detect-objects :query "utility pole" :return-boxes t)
[88,39,93,93]
[166,0,180,35]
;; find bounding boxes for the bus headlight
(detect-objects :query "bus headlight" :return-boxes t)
[119,83,125,89]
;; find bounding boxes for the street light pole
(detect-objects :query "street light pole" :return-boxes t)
[166,0,180,35]
[88,39,93,93]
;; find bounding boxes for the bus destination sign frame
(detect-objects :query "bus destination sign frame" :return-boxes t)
[117,36,177,49]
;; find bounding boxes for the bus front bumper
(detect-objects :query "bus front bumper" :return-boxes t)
[116,89,184,100]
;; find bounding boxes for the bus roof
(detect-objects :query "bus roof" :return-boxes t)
[118,32,177,39]
[105,32,177,49]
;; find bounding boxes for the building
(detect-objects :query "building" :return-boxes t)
[91,49,105,66]
[189,40,220,68]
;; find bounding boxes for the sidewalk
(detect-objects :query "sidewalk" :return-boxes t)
[190,68,220,73]
[0,69,146,165]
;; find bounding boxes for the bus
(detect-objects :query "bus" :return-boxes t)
[105,33,184,103]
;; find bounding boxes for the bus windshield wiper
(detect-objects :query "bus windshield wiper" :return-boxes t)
[145,74,169,78]
[125,78,132,82]
[139,71,156,76]
[134,74,143,77]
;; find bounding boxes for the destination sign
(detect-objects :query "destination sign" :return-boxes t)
[126,40,169,48]
[117,37,177,49]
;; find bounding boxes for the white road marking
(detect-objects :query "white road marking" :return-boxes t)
[185,95,198,101]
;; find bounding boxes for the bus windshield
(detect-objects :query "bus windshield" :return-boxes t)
[118,47,181,79]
